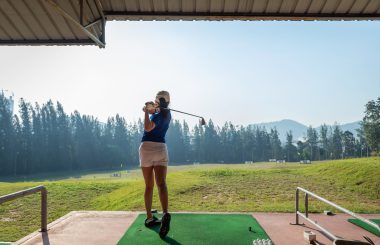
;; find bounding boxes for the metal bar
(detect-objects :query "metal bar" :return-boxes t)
[104,11,380,20]
[84,18,102,29]
[0,39,95,45]
[84,0,100,37]
[41,188,48,232]
[305,193,309,218]
[297,211,338,241]
[297,187,380,232]
[94,0,106,44]
[64,0,83,40]
[295,188,299,224]
[94,0,106,21]
[0,186,45,203]
[44,0,105,48]
[101,17,105,44]
[0,186,47,232]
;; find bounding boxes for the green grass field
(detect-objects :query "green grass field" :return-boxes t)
[0,157,379,241]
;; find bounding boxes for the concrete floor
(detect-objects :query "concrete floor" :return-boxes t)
[15,211,380,245]
[254,213,380,245]
[16,211,138,245]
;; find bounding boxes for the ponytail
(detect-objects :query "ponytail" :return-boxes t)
[159,97,170,119]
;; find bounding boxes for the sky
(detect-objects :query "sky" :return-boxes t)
[0,21,379,127]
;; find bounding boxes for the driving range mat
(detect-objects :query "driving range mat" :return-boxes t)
[348,219,380,237]
[118,213,271,245]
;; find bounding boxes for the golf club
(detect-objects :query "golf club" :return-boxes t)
[160,107,206,126]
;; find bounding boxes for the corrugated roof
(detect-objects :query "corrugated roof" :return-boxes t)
[0,0,104,47]
[103,0,380,21]
[0,0,379,48]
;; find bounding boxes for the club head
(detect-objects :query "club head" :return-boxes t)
[200,118,206,126]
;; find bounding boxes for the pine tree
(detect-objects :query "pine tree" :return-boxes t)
[285,131,297,162]
[356,124,369,157]
[56,102,71,170]
[182,121,191,163]
[306,126,318,161]
[0,93,15,176]
[30,103,43,172]
[342,130,355,158]
[19,99,32,175]
[270,128,282,160]
[331,124,343,159]
[362,97,380,153]
[319,124,329,160]
[13,115,22,176]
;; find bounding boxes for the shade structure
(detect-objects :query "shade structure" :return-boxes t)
[1,0,380,48]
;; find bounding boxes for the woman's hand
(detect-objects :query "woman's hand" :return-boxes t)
[143,101,157,114]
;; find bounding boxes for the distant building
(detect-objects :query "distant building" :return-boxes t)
[1,90,14,114]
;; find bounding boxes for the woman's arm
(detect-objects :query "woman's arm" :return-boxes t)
[143,105,156,132]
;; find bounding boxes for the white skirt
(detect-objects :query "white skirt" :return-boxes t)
[139,141,169,167]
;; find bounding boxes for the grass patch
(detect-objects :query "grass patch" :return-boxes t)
[0,157,379,241]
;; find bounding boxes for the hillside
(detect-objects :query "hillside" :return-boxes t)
[0,157,379,241]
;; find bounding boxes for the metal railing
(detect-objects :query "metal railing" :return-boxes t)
[0,185,47,232]
[294,187,380,241]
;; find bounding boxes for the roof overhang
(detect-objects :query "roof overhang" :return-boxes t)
[1,0,379,48]
[0,0,105,48]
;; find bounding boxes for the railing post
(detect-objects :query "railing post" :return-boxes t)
[295,188,299,224]
[41,187,47,232]
[294,187,380,241]
[305,193,309,218]
[0,186,48,233]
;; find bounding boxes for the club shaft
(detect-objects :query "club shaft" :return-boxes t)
[161,108,203,119]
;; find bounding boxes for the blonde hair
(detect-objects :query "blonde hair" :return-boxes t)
[156,91,170,104]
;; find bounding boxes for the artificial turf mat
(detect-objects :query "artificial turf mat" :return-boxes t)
[118,213,270,245]
[348,219,380,237]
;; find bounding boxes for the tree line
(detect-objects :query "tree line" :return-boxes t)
[0,94,379,177]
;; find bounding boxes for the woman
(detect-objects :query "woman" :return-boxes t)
[139,90,172,239]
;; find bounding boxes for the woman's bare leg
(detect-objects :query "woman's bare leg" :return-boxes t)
[141,166,154,218]
[153,166,168,213]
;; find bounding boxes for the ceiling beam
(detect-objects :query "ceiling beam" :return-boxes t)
[0,39,95,45]
[104,11,380,21]
[44,0,105,48]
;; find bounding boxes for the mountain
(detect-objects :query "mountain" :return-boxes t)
[340,121,362,135]
[250,119,361,142]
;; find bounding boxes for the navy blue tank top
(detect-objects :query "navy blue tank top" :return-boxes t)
[141,111,171,143]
